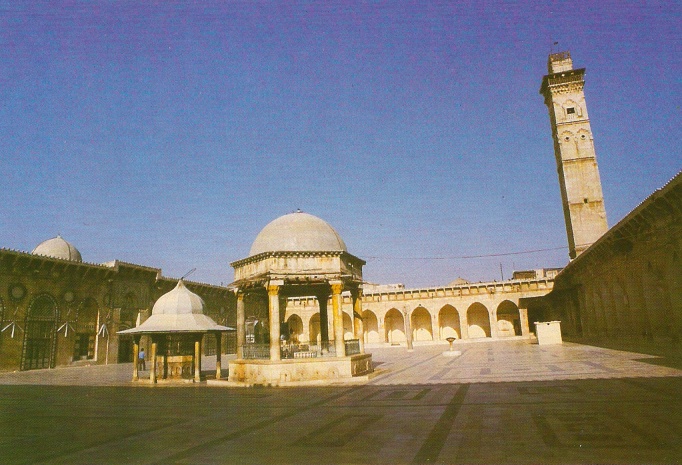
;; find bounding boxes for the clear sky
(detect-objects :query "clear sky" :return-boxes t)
[1,1,680,288]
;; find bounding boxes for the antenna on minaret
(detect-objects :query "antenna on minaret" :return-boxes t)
[181,268,196,280]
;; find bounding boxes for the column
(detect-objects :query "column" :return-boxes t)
[403,309,414,351]
[268,282,282,361]
[490,309,500,338]
[215,332,222,379]
[317,292,330,349]
[132,336,140,381]
[352,288,364,354]
[150,340,157,384]
[94,309,101,362]
[459,312,469,340]
[519,307,530,337]
[236,290,245,359]
[194,338,201,383]
[432,313,439,340]
[379,316,387,343]
[331,281,345,357]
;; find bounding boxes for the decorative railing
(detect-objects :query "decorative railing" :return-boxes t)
[242,340,360,360]
[243,343,270,360]
[344,339,361,355]
[282,342,336,359]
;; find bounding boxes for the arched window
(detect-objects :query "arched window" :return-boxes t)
[22,294,58,370]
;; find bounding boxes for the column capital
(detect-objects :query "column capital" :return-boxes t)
[330,280,344,295]
[267,285,280,297]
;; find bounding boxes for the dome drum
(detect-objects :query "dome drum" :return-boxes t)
[232,250,364,284]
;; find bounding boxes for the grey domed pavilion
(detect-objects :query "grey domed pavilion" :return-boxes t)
[228,211,373,384]
[119,279,231,383]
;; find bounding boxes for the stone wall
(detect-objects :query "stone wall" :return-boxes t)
[546,171,682,341]
[0,252,234,372]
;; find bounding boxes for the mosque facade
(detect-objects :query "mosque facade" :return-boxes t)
[0,51,680,374]
[0,236,235,373]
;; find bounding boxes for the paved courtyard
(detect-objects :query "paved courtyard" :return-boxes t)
[0,340,680,464]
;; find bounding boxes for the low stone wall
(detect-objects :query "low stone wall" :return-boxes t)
[228,353,373,385]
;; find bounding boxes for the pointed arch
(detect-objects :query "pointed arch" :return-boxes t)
[439,305,460,339]
[22,294,59,370]
[467,302,491,338]
[384,308,405,344]
[286,314,304,343]
[309,313,321,345]
[496,300,521,337]
[411,306,433,341]
[362,310,379,344]
[343,312,353,340]
[73,298,99,361]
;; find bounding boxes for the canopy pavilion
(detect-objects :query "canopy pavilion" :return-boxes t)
[227,211,373,385]
[119,279,232,383]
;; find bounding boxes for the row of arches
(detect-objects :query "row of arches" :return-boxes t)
[284,300,524,345]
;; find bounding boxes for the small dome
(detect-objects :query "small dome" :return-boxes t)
[249,211,347,256]
[152,280,205,315]
[32,235,82,262]
[448,277,470,287]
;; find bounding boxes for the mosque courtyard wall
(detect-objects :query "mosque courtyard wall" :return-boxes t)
[284,277,554,345]
[0,248,235,373]
[545,171,682,342]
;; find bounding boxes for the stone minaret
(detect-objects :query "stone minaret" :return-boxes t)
[540,51,608,259]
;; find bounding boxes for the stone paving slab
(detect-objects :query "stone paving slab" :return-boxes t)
[0,340,680,464]
[368,340,682,385]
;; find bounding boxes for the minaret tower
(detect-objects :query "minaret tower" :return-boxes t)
[540,51,608,259]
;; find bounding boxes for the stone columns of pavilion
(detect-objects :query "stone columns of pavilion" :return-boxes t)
[236,290,246,359]
[150,339,158,384]
[352,288,364,354]
[194,337,201,383]
[267,281,283,361]
[132,336,140,381]
[316,292,330,349]
[331,281,346,357]
[215,332,222,379]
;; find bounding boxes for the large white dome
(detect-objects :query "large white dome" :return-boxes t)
[32,235,82,262]
[249,211,347,256]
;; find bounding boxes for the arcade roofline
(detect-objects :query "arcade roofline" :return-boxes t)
[285,276,556,303]
[0,248,228,291]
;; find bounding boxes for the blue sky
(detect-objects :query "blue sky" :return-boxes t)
[1,1,680,288]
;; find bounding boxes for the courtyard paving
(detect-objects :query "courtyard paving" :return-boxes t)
[0,339,680,464]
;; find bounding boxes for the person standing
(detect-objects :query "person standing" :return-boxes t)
[138,348,146,371]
